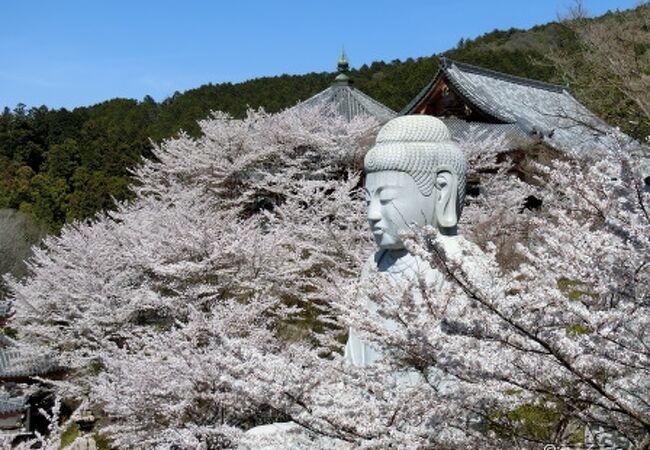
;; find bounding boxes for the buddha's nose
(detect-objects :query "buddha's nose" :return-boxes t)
[367,198,382,223]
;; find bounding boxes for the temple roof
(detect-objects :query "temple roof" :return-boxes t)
[0,394,26,416]
[441,117,534,150]
[296,53,397,123]
[403,57,633,153]
[0,336,60,380]
[0,348,59,379]
[0,302,13,319]
[0,348,60,380]
[301,86,397,123]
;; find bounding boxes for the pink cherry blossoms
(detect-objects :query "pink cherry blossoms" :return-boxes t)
[5,106,648,449]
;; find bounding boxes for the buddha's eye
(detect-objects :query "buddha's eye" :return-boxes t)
[379,188,399,204]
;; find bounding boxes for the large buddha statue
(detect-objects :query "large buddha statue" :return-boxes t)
[345,114,468,367]
[241,116,468,449]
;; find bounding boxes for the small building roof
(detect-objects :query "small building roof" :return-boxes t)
[441,117,535,150]
[403,57,634,154]
[0,394,26,417]
[296,52,397,123]
[0,335,18,349]
[0,348,60,380]
[302,86,397,123]
[0,302,13,319]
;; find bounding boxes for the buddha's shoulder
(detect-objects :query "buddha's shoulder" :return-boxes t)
[440,235,492,276]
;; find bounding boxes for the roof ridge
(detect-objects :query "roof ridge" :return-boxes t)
[440,57,568,93]
[297,84,396,122]
[345,85,397,114]
[440,65,515,123]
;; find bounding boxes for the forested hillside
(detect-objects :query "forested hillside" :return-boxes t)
[0,4,647,232]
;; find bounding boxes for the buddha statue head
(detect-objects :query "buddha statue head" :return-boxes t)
[364,115,467,250]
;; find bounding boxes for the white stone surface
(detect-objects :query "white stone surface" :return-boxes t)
[346,115,468,372]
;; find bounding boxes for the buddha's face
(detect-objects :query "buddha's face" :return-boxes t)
[364,171,434,250]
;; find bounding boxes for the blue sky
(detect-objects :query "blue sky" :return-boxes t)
[0,0,640,110]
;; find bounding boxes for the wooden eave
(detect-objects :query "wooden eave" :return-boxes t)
[0,410,24,419]
[405,73,503,123]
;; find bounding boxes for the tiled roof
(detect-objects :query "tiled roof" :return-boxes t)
[0,302,13,319]
[442,117,535,150]
[404,58,636,154]
[294,52,397,123]
[0,336,18,349]
[0,394,26,416]
[300,85,397,123]
[0,300,63,379]
[0,348,60,379]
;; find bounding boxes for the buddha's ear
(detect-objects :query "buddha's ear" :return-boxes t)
[434,169,458,228]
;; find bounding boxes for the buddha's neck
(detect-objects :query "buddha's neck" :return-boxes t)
[376,248,411,273]
[376,234,460,273]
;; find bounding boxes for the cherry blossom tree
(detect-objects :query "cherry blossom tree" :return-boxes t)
[7,105,377,447]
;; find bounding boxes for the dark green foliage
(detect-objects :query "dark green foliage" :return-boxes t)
[353,56,441,112]
[60,422,81,448]
[93,432,111,450]
[0,327,18,339]
[447,47,557,81]
[566,323,593,336]
[557,277,596,302]
[0,100,150,231]
[491,397,585,446]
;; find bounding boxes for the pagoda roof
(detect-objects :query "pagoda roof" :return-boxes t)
[0,347,60,380]
[0,394,26,417]
[295,52,397,123]
[300,85,397,123]
[403,57,632,153]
